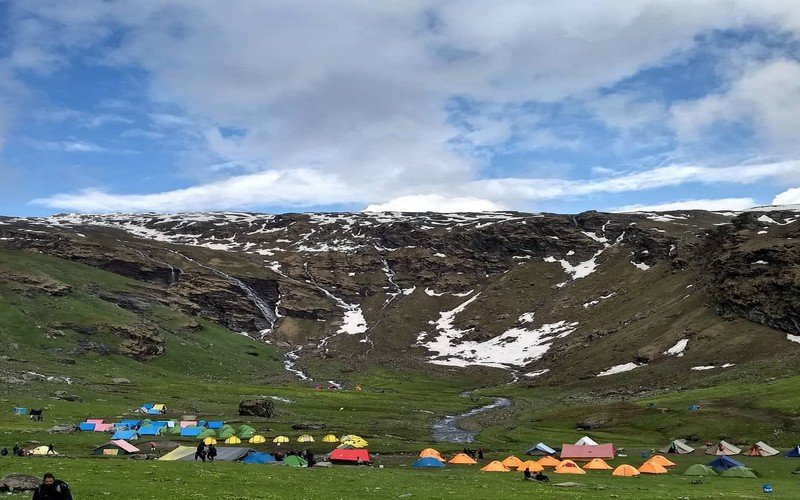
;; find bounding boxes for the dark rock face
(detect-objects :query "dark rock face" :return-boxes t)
[0,474,40,492]
[238,398,275,418]
[291,422,326,430]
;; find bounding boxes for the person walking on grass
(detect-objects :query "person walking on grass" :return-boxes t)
[32,473,72,500]
[195,443,206,462]
[207,444,217,462]
[47,443,55,455]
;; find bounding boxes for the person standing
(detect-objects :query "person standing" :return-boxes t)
[195,443,206,462]
[32,473,73,500]
[47,443,55,455]
[207,444,217,462]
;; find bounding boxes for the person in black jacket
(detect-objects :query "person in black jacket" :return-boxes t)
[32,473,73,500]
[207,444,217,462]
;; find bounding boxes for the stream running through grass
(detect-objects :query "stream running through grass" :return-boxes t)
[432,394,512,443]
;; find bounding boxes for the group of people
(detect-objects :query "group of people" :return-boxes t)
[0,443,55,457]
[462,448,485,460]
[194,442,218,462]
[522,467,550,482]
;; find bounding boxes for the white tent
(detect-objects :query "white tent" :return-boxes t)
[575,436,599,446]
[659,439,695,454]
[705,440,741,455]
[747,441,779,457]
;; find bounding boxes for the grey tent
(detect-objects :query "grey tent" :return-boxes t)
[524,442,557,455]
[659,439,695,455]
[176,446,252,462]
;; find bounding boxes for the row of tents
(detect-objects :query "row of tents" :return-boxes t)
[155,446,370,466]
[134,403,167,415]
[661,439,800,457]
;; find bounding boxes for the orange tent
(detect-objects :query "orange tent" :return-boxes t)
[584,458,613,470]
[537,455,561,467]
[448,453,477,465]
[554,460,586,474]
[612,464,640,477]
[501,455,523,469]
[516,460,544,472]
[419,448,443,460]
[645,455,676,467]
[638,461,668,474]
[480,461,510,472]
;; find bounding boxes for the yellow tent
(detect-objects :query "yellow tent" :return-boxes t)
[297,434,315,443]
[638,461,668,474]
[152,404,166,411]
[537,455,561,467]
[273,436,289,444]
[612,464,640,477]
[249,435,266,444]
[322,434,339,443]
[419,448,443,460]
[646,454,676,467]
[554,460,586,474]
[584,458,613,470]
[449,453,478,465]
[203,437,217,445]
[340,435,368,448]
[29,446,56,456]
[159,446,196,461]
[225,436,242,444]
[501,455,523,468]
[516,460,544,472]
[480,461,510,472]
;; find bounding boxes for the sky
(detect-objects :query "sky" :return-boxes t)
[2,1,800,216]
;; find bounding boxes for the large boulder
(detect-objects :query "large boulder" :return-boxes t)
[238,398,275,418]
[47,424,77,434]
[1,474,40,492]
[292,422,326,430]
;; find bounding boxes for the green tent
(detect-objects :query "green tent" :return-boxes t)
[197,428,216,439]
[218,425,236,439]
[284,455,308,467]
[238,426,256,439]
[721,466,757,478]
[166,425,182,435]
[683,464,718,476]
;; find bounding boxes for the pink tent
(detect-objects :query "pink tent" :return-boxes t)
[86,419,104,424]
[109,440,140,453]
[93,423,114,432]
[560,444,615,460]
[179,420,197,428]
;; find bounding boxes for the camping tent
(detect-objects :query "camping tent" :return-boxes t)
[207,421,223,429]
[501,456,523,469]
[86,419,104,424]
[175,446,251,462]
[242,452,275,464]
[785,446,800,457]
[683,464,717,476]
[646,455,676,467]
[138,425,161,436]
[554,460,586,474]
[120,419,141,429]
[218,425,236,439]
[720,466,757,478]
[746,442,779,457]
[297,434,314,443]
[197,428,216,439]
[203,437,217,445]
[273,436,289,444]
[225,436,242,444]
[283,455,308,467]
[180,427,202,437]
[94,423,114,432]
[659,439,695,454]
[238,427,256,439]
[159,446,196,461]
[29,446,56,456]
[516,460,543,472]
[524,442,557,455]
[584,458,613,470]
[705,441,741,455]
[413,457,446,468]
[322,434,339,443]
[480,461,510,472]
[612,464,640,477]
[708,455,745,471]
[419,448,443,460]
[12,407,27,415]
[330,449,370,464]
[449,453,478,465]
[179,420,197,428]
[537,455,561,467]
[638,461,668,474]
[249,435,266,444]
[575,436,599,446]
[560,444,615,460]
[79,422,96,431]
[340,435,368,448]
[111,430,138,441]
[94,440,140,456]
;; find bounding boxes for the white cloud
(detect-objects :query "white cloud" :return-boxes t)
[772,187,800,205]
[615,197,756,213]
[363,194,504,213]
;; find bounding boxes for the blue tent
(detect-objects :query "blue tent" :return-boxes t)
[147,408,162,415]
[785,446,800,458]
[207,421,224,429]
[138,424,161,436]
[413,457,446,468]
[12,407,27,415]
[197,420,207,428]
[151,421,168,428]
[242,452,276,464]
[120,419,141,429]
[112,430,139,440]
[180,427,202,437]
[524,442,557,455]
[79,422,96,431]
[708,455,745,471]
[142,403,155,409]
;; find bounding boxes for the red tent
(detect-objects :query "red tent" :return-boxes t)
[560,444,615,460]
[330,448,371,464]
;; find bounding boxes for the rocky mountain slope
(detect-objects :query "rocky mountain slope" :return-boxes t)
[1,208,799,389]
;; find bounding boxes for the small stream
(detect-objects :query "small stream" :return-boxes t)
[431,396,512,443]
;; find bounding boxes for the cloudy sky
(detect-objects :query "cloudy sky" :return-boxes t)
[2,0,800,215]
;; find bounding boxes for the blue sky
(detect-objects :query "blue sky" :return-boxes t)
[2,1,800,216]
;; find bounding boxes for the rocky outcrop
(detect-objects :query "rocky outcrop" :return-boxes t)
[238,398,275,418]
[0,474,40,492]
